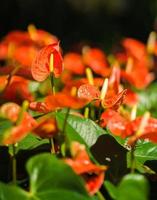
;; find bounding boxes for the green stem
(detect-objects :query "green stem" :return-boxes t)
[12,144,17,185]
[97,191,106,200]
[130,144,136,173]
[50,72,56,95]
[49,138,55,154]
[16,100,29,125]
[49,72,56,153]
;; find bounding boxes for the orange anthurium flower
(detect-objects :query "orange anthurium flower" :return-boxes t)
[124,89,139,106]
[63,47,110,76]
[33,118,58,138]
[64,142,107,195]
[78,81,127,110]
[64,53,85,75]
[0,65,33,80]
[0,76,8,92]
[2,76,34,104]
[0,103,37,145]
[122,38,146,61]
[31,43,63,82]
[101,109,157,143]
[83,48,110,76]
[100,109,132,137]
[129,116,157,144]
[13,46,37,67]
[29,92,87,113]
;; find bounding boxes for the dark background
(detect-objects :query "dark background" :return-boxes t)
[0,0,157,50]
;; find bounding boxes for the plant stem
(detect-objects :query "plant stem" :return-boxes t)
[130,143,136,173]
[49,138,55,154]
[12,144,17,184]
[50,72,56,95]
[97,191,106,200]
[49,72,56,153]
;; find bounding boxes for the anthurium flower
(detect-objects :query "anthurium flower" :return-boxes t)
[29,92,87,113]
[33,117,58,138]
[100,109,132,137]
[122,38,147,61]
[28,25,58,46]
[2,76,34,104]
[64,53,85,75]
[0,102,37,145]
[78,79,127,110]
[101,109,157,143]
[64,142,107,195]
[63,47,110,76]
[31,43,63,82]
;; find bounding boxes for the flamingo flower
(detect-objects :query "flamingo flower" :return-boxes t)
[64,47,110,76]
[64,142,107,195]
[0,102,37,145]
[101,109,157,144]
[31,42,63,82]
[78,66,127,110]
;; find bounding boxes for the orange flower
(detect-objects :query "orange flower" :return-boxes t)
[31,43,63,82]
[78,82,127,110]
[2,76,34,104]
[29,92,87,113]
[64,142,107,195]
[0,103,37,145]
[64,47,110,76]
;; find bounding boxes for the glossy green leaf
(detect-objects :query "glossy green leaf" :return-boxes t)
[0,154,92,200]
[117,174,149,200]
[104,180,117,199]
[137,83,157,117]
[56,112,106,147]
[134,140,157,164]
[9,134,49,154]
[0,117,13,144]
[0,182,92,200]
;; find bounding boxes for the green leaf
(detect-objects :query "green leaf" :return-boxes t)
[104,180,117,199]
[127,140,157,173]
[56,112,106,147]
[0,154,92,200]
[27,153,88,195]
[9,134,49,154]
[0,182,30,200]
[134,140,157,164]
[0,117,13,144]
[0,182,91,200]
[117,174,149,200]
[137,83,157,117]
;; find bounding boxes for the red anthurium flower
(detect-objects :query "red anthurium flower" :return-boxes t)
[64,53,85,75]
[100,109,132,137]
[0,103,37,145]
[13,46,37,67]
[2,76,34,104]
[63,47,110,76]
[31,43,63,82]
[0,65,33,80]
[124,89,139,106]
[83,48,110,76]
[0,76,8,92]
[29,92,87,113]
[64,142,107,195]
[33,117,58,138]
[101,109,157,144]
[78,81,127,110]
[122,38,147,61]
[129,116,157,144]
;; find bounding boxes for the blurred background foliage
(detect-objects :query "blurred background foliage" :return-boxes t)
[0,0,157,50]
